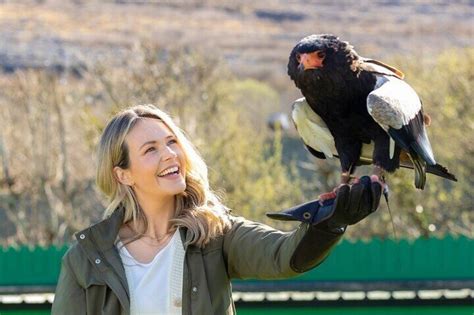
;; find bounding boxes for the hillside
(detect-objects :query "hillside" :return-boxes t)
[1,0,472,80]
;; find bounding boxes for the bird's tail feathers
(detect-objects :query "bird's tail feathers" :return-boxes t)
[409,154,426,190]
[426,163,458,182]
[411,137,436,166]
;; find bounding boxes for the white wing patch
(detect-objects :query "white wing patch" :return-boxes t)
[390,137,395,159]
[291,98,335,158]
[367,75,421,130]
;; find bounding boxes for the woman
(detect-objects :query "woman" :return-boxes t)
[52,104,382,315]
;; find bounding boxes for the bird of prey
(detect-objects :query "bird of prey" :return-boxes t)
[287,34,456,197]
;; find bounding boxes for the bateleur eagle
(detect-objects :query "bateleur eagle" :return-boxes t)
[287,34,457,193]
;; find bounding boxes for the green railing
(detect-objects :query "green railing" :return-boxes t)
[0,245,66,288]
[234,235,474,291]
[0,236,473,288]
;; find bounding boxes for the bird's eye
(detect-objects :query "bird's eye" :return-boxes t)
[317,51,326,59]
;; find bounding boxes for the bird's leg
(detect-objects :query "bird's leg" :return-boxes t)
[372,165,384,179]
[341,171,352,185]
[318,171,356,203]
[371,165,388,194]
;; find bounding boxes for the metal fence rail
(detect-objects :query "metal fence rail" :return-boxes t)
[1,236,473,292]
[233,235,474,292]
[0,236,473,313]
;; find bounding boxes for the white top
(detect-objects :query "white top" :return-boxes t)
[116,230,185,315]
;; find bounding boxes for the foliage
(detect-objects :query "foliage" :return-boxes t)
[92,43,306,220]
[0,71,102,245]
[0,44,472,245]
[344,49,474,239]
[0,43,303,245]
[393,49,474,237]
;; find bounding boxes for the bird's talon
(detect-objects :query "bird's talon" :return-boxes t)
[370,174,387,190]
[351,176,360,184]
[318,191,337,204]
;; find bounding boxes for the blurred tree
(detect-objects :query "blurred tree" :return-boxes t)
[344,49,474,239]
[397,49,474,238]
[0,71,101,245]
[0,44,471,245]
[93,42,306,223]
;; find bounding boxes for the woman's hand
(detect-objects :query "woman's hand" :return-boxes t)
[323,176,383,230]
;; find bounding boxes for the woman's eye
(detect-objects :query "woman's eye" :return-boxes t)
[168,139,178,145]
[145,147,155,154]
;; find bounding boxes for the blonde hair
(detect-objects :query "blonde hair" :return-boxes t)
[96,104,230,247]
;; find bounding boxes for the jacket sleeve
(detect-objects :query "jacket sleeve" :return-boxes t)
[222,212,343,280]
[51,250,86,315]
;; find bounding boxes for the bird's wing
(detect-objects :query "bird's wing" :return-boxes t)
[367,75,436,165]
[291,98,335,159]
[359,58,405,79]
[292,98,375,162]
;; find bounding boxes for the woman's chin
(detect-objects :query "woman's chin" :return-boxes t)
[167,181,187,196]
[156,174,186,191]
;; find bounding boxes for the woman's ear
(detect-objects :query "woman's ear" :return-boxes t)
[113,166,134,186]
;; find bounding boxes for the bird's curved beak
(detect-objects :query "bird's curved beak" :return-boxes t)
[297,51,325,71]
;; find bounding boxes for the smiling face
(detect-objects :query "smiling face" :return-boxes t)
[114,117,187,204]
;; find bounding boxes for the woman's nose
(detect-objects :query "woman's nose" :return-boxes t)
[163,145,178,159]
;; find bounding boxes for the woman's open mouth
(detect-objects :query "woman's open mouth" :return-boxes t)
[157,166,180,178]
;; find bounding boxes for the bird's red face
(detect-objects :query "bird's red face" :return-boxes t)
[296,51,326,71]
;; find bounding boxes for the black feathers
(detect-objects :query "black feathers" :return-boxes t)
[288,34,457,188]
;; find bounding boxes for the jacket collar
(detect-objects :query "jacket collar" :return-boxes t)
[76,206,194,253]
[73,206,198,314]
[76,206,125,251]
[75,207,130,312]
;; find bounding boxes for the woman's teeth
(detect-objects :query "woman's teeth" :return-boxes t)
[158,166,179,177]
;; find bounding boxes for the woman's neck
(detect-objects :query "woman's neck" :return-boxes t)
[134,193,176,238]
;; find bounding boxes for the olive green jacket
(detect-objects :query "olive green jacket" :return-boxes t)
[52,204,343,315]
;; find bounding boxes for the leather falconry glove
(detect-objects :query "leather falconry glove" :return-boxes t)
[321,176,383,231]
[266,176,382,232]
